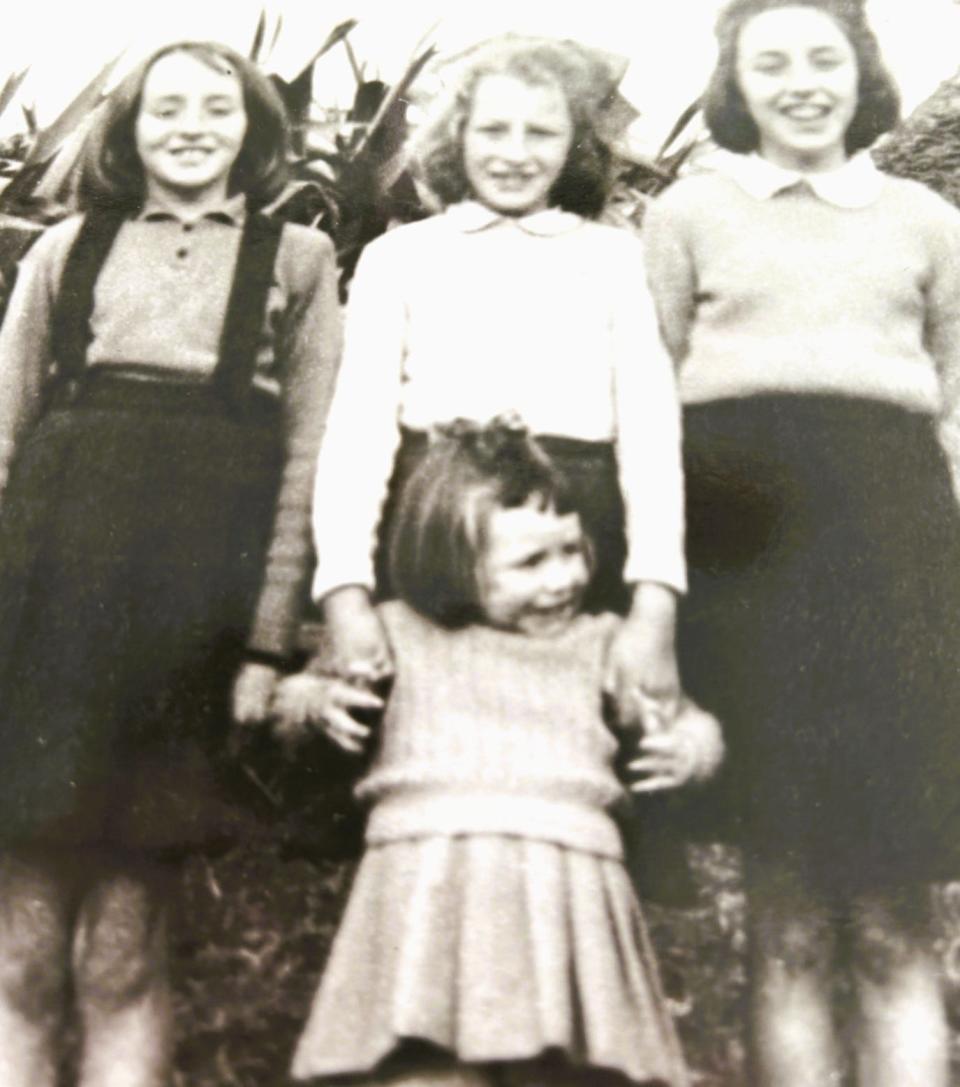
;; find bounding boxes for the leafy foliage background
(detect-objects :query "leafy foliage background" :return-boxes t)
[1,17,960,1085]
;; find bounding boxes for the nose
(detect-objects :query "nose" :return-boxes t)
[783,61,818,96]
[175,106,207,137]
[499,125,531,163]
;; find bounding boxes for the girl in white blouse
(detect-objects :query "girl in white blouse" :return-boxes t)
[311,36,686,745]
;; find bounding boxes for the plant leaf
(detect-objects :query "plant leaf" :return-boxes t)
[352,45,436,162]
[0,68,29,125]
[24,55,119,167]
[290,18,358,84]
[656,98,702,162]
[250,10,268,62]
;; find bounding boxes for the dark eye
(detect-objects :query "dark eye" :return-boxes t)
[519,550,546,570]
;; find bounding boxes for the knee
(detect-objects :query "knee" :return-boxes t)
[0,858,70,1023]
[72,875,167,1012]
[751,909,835,980]
[849,899,929,989]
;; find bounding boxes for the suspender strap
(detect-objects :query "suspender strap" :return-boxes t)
[51,208,128,381]
[212,211,284,410]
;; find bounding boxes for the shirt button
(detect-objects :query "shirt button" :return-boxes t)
[183,222,194,233]
[176,247,189,259]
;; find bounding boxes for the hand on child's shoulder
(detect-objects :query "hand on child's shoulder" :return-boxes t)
[271,671,383,755]
[626,698,724,795]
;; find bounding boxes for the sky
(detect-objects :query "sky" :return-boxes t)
[1,0,958,152]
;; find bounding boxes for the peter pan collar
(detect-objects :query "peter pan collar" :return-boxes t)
[138,191,247,225]
[446,200,583,236]
[713,150,885,209]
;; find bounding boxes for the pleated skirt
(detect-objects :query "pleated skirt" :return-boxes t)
[292,835,688,1086]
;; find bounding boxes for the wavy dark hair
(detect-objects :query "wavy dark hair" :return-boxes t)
[388,417,590,628]
[703,0,900,155]
[414,37,616,218]
[78,41,290,212]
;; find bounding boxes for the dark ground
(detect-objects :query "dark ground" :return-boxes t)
[161,805,960,1087]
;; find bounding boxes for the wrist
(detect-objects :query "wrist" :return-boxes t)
[245,648,289,671]
[322,585,374,624]
[627,581,677,636]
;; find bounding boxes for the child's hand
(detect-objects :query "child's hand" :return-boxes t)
[604,583,680,732]
[323,586,394,686]
[232,661,280,725]
[271,672,383,754]
[627,700,724,794]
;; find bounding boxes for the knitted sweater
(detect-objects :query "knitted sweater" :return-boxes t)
[641,162,960,459]
[359,602,627,859]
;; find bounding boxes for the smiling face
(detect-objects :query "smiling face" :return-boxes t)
[736,5,859,171]
[462,73,574,216]
[477,497,589,637]
[135,49,248,207]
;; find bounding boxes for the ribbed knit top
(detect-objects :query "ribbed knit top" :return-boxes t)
[359,602,627,858]
[642,168,960,449]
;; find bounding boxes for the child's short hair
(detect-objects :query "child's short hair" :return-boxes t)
[388,418,586,628]
[79,41,290,212]
[414,36,616,218]
[703,0,900,156]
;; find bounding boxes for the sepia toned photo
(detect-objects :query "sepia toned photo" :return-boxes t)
[0,2,959,1084]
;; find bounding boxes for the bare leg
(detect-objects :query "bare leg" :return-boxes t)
[73,864,173,1087]
[745,862,843,1087]
[849,888,947,1087]
[0,851,70,1087]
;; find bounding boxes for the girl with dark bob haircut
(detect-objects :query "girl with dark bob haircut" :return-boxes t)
[387,418,585,628]
[414,36,615,217]
[79,40,290,211]
[276,416,721,1086]
[703,0,900,155]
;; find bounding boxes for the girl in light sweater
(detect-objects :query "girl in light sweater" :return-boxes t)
[311,35,685,741]
[642,2,960,1084]
[276,420,722,1087]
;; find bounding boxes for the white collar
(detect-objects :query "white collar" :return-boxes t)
[711,150,885,209]
[445,200,583,237]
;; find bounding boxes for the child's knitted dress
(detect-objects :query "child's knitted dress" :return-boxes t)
[292,601,689,1087]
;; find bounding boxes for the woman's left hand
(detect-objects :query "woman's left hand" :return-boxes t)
[604,582,680,731]
[627,702,725,793]
[231,661,281,725]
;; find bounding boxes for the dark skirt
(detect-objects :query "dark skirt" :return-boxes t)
[0,373,284,851]
[678,393,960,891]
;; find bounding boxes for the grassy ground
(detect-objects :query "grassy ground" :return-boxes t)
[164,823,960,1087]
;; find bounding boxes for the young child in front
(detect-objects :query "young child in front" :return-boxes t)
[310,35,686,739]
[276,421,722,1087]
[0,42,340,1086]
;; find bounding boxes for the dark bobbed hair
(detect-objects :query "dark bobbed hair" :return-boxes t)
[703,0,900,156]
[388,418,590,628]
[414,36,615,218]
[78,40,290,212]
